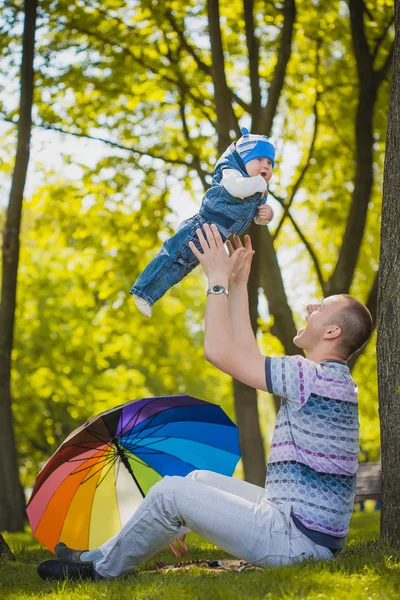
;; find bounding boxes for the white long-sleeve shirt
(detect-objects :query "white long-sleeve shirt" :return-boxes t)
[220,169,270,225]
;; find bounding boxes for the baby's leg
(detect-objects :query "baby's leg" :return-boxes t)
[130,217,201,308]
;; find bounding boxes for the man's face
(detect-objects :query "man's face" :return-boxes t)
[245,157,273,182]
[293,295,347,351]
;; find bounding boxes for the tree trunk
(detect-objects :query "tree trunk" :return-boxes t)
[232,225,267,486]
[0,532,14,560]
[231,0,296,485]
[377,0,400,548]
[207,0,239,151]
[328,0,391,295]
[0,0,38,531]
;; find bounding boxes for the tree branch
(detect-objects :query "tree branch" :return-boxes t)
[372,15,395,63]
[260,0,296,135]
[0,115,196,168]
[327,0,388,295]
[274,88,320,238]
[269,190,326,294]
[164,9,211,75]
[320,98,356,156]
[177,92,210,191]
[348,0,373,83]
[164,8,251,113]
[207,0,240,150]
[44,13,215,126]
[243,0,262,125]
[376,42,395,85]
[257,224,300,355]
[287,212,326,294]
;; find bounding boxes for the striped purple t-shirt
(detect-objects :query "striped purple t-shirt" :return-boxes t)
[265,355,359,538]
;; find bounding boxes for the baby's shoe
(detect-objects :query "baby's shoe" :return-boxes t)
[134,295,152,318]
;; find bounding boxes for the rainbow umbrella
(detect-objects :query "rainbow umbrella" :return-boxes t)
[27,394,240,553]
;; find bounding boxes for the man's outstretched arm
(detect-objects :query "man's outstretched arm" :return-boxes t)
[226,235,260,354]
[189,224,267,392]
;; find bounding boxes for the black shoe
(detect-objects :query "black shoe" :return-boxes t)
[37,558,95,581]
[54,542,85,562]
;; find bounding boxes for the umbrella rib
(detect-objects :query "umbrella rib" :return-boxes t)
[131,436,170,450]
[127,447,199,472]
[64,439,113,456]
[134,430,240,454]
[95,453,119,490]
[79,454,117,484]
[78,429,115,450]
[123,422,240,454]
[117,404,149,439]
[70,451,116,478]
[123,449,162,465]
[122,421,169,449]
[67,447,114,465]
[67,452,112,464]
[120,411,162,446]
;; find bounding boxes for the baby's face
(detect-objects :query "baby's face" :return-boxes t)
[245,157,273,182]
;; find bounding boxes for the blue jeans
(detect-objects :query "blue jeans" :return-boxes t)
[130,214,227,306]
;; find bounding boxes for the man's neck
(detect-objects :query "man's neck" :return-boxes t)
[305,347,347,364]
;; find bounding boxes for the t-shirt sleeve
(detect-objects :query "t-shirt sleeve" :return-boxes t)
[221,169,267,199]
[265,355,315,406]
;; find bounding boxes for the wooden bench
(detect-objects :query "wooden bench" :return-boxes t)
[355,462,381,505]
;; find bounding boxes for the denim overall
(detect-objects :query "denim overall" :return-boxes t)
[130,144,268,307]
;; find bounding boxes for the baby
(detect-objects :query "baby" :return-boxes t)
[130,127,275,317]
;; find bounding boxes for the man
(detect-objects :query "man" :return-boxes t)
[38,224,372,581]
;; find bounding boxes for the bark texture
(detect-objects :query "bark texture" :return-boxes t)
[377,0,400,548]
[0,0,38,531]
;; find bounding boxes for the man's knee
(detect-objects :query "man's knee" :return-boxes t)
[148,476,183,498]
[185,469,212,482]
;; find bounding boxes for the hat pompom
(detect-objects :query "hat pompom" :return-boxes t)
[240,127,249,136]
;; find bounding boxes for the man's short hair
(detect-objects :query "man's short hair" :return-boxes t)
[330,295,373,359]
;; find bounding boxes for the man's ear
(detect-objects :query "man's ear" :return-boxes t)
[324,325,342,340]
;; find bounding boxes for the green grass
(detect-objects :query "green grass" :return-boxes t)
[1,512,400,599]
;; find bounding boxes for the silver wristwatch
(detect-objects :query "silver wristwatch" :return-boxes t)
[206,285,229,297]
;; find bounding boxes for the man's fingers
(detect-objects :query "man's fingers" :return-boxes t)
[189,240,203,261]
[232,235,243,251]
[231,247,247,269]
[226,240,234,257]
[245,250,255,267]
[244,235,253,252]
[195,228,210,253]
[202,223,223,250]
[210,224,224,249]
[200,224,216,251]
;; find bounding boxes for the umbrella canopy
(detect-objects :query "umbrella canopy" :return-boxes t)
[27,394,241,552]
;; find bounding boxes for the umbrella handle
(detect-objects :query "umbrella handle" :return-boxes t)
[169,537,188,557]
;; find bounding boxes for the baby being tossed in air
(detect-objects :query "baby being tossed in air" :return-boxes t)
[130,127,275,317]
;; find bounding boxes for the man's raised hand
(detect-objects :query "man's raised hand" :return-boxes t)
[226,235,255,286]
[189,224,246,285]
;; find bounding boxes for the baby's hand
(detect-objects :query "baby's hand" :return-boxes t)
[257,204,273,223]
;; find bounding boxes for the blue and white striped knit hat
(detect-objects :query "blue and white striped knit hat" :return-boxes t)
[236,127,275,167]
